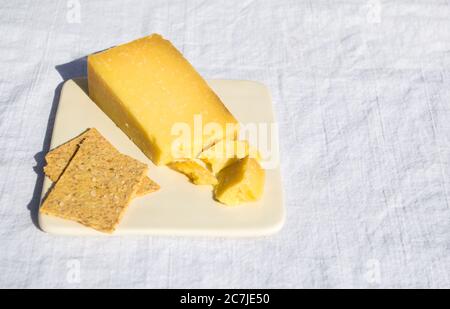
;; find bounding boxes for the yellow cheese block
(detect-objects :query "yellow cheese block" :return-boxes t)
[214,156,265,206]
[88,34,238,165]
[168,159,218,185]
[199,139,261,173]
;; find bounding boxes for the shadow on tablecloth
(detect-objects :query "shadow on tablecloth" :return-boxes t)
[27,56,88,230]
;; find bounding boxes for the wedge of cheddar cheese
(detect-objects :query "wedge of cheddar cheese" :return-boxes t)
[88,34,238,165]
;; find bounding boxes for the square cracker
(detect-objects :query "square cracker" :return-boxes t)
[136,176,160,196]
[44,128,159,196]
[40,129,148,233]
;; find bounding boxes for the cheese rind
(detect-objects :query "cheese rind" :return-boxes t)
[214,156,265,206]
[88,34,238,165]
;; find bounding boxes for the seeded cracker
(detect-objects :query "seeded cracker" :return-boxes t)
[43,129,91,182]
[44,128,159,196]
[40,130,148,233]
[136,176,160,196]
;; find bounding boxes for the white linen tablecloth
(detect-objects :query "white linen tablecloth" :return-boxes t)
[0,0,449,288]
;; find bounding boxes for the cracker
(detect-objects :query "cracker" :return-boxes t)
[44,128,159,196]
[136,176,160,196]
[43,129,91,182]
[40,129,148,233]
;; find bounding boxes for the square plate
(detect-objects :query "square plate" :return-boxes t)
[39,78,285,236]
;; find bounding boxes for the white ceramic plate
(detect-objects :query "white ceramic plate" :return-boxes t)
[39,79,285,236]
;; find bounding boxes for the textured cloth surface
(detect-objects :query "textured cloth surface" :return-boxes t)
[1,0,449,288]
